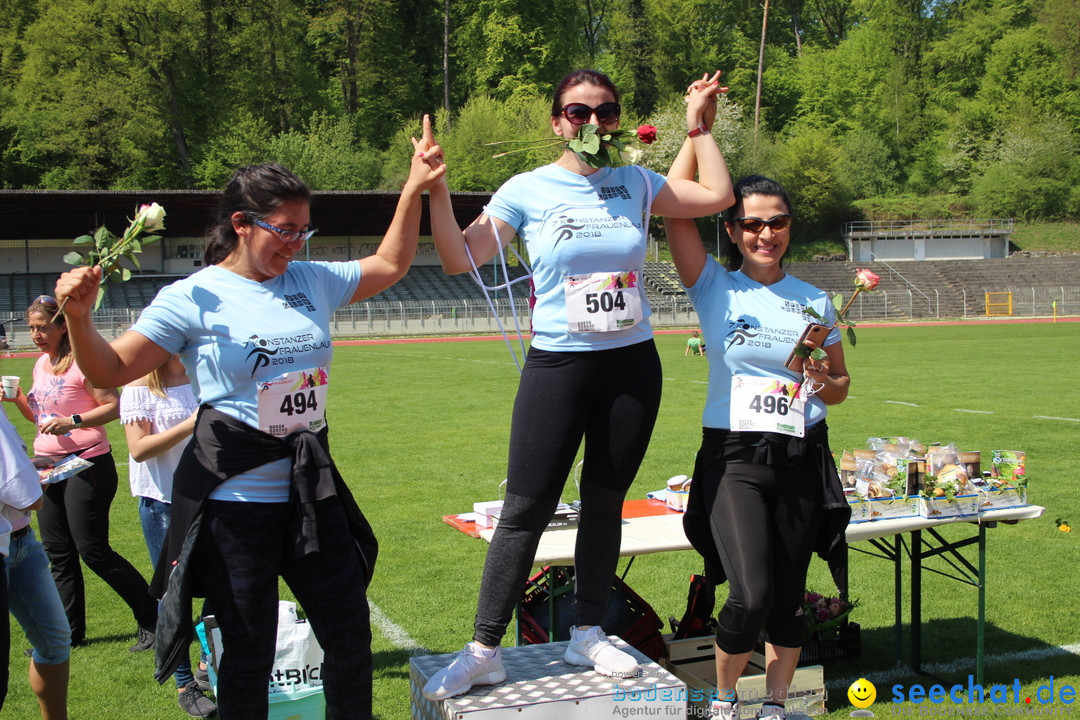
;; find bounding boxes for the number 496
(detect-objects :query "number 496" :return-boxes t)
[749,394,789,415]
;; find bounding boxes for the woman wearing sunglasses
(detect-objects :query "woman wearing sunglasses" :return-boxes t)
[52,122,445,720]
[4,295,158,652]
[664,84,850,720]
[421,69,734,701]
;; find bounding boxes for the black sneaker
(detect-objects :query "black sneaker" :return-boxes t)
[129,626,155,652]
[194,664,212,693]
[178,681,218,718]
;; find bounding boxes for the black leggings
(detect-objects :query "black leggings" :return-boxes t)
[37,452,157,643]
[473,340,662,646]
[702,435,824,654]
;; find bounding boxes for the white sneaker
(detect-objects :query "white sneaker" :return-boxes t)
[711,700,739,720]
[422,642,506,701]
[564,625,640,677]
[756,704,785,720]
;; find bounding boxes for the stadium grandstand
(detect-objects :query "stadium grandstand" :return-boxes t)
[2,190,1078,344]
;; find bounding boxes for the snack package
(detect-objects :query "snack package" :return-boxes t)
[922,444,975,498]
[991,451,1026,485]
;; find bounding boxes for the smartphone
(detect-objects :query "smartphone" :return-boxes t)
[784,323,831,372]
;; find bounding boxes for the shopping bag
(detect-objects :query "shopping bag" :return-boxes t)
[203,602,326,701]
[268,620,324,697]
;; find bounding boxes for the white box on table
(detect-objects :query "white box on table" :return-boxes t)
[975,485,1027,512]
[918,494,979,519]
[410,638,684,720]
[866,496,917,521]
[472,501,504,529]
[846,496,870,523]
[660,636,825,718]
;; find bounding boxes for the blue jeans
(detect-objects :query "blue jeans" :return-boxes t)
[139,497,171,568]
[138,497,195,688]
[6,528,71,665]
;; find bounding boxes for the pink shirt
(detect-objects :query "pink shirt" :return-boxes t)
[27,355,110,460]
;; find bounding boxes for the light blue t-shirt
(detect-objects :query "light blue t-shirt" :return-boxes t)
[485,163,667,351]
[132,261,362,501]
[685,256,841,430]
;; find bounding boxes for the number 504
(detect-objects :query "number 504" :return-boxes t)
[584,291,626,313]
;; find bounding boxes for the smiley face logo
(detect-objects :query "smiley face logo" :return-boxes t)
[848,678,877,709]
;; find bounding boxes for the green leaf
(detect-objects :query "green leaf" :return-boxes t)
[63,251,85,266]
[846,326,857,346]
[802,306,826,321]
[73,234,94,245]
[92,286,106,311]
[794,344,812,358]
[93,226,113,245]
[832,293,845,312]
[120,267,132,282]
[810,348,828,360]
[140,235,161,246]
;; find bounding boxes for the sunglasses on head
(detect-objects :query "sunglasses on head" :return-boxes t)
[560,102,621,126]
[731,214,793,233]
[34,295,59,308]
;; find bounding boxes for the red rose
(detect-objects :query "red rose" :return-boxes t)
[637,124,658,144]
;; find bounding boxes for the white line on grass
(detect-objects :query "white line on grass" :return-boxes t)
[954,409,994,414]
[1034,415,1080,422]
[826,642,1080,690]
[886,401,921,407]
[369,600,428,655]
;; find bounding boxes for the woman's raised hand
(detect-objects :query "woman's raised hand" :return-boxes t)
[686,71,727,131]
[407,114,446,190]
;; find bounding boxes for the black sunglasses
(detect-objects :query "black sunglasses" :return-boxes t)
[731,214,793,234]
[560,102,621,126]
[34,295,59,308]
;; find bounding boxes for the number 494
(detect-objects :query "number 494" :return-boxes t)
[279,390,318,416]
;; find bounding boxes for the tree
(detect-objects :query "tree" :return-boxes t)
[455,0,586,103]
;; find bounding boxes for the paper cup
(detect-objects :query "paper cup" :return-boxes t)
[1,376,18,399]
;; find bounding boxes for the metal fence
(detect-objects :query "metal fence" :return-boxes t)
[840,286,1080,320]
[2,288,1074,348]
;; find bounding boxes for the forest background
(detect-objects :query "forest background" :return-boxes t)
[0,0,1077,240]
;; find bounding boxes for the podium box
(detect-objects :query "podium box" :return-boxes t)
[410,638,685,720]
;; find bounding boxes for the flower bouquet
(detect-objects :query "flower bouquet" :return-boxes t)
[789,590,861,663]
[55,203,166,317]
[802,590,856,634]
[488,123,658,169]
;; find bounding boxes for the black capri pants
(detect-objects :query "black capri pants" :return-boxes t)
[697,429,825,654]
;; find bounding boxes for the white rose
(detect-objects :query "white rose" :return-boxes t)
[136,202,166,232]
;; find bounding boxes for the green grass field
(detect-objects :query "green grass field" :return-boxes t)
[3,321,1080,719]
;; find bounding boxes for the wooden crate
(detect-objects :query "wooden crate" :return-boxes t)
[660,636,825,718]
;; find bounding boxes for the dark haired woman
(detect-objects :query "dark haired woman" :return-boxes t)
[4,295,156,650]
[53,119,445,720]
[665,88,850,720]
[421,70,734,700]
